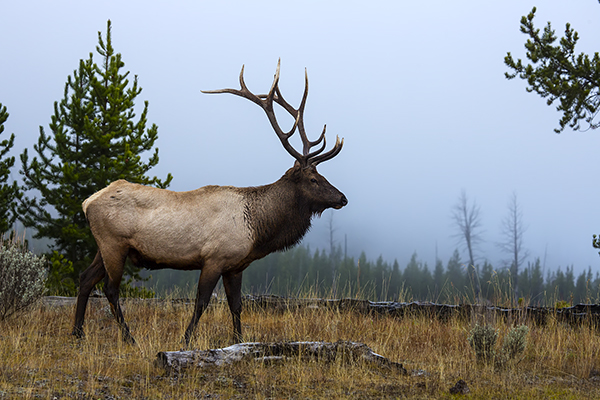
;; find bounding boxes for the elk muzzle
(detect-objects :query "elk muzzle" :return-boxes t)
[334,193,348,209]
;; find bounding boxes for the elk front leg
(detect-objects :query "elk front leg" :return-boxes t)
[223,271,244,343]
[73,251,106,339]
[183,268,222,346]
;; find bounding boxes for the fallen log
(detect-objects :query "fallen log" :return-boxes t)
[41,295,600,327]
[242,295,600,326]
[156,340,406,374]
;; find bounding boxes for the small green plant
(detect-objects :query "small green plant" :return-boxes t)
[468,324,498,364]
[555,300,571,309]
[501,325,529,361]
[0,239,47,320]
[120,276,155,298]
[46,251,76,296]
[468,324,529,369]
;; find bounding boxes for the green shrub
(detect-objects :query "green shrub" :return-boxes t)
[0,240,47,320]
[468,324,498,364]
[46,251,76,296]
[120,276,155,298]
[501,325,529,360]
[468,324,529,369]
[555,300,571,309]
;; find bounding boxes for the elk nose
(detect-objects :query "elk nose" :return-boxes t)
[340,194,348,207]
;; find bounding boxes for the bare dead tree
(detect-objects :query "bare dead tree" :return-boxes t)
[451,190,483,297]
[498,192,529,300]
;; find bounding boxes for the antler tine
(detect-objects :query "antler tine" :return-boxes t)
[261,59,302,142]
[297,69,312,155]
[266,59,281,104]
[239,64,248,91]
[260,59,302,140]
[201,64,263,108]
[269,87,297,118]
[297,69,327,154]
[302,124,327,157]
[308,135,344,167]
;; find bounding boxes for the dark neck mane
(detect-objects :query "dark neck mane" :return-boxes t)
[241,173,314,258]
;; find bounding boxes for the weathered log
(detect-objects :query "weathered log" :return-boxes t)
[156,340,406,374]
[241,295,600,327]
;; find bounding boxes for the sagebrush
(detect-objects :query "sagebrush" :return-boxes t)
[468,323,529,369]
[0,239,46,320]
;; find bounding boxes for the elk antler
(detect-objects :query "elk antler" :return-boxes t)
[202,59,343,168]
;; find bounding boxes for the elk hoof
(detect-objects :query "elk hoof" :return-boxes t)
[72,327,85,340]
[122,333,136,345]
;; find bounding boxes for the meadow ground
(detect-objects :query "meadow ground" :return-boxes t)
[1,295,600,399]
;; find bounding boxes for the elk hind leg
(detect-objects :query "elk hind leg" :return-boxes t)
[103,273,135,344]
[223,271,244,343]
[73,251,106,339]
[99,247,135,344]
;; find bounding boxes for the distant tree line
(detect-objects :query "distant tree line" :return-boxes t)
[143,244,600,306]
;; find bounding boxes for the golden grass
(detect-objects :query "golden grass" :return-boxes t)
[1,297,600,399]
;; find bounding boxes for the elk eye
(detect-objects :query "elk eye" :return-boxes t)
[310,178,317,183]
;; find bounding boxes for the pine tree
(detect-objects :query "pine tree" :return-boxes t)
[389,259,402,300]
[0,103,20,235]
[479,261,494,302]
[403,252,421,298]
[574,269,589,303]
[506,5,600,256]
[433,258,446,300]
[524,258,544,303]
[505,6,600,133]
[446,249,465,298]
[19,21,172,291]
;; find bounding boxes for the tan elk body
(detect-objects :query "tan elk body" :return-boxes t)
[83,182,253,270]
[73,61,347,345]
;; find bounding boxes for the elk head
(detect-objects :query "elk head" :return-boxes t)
[202,59,348,212]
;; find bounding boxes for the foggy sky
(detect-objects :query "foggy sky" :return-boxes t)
[1,1,600,275]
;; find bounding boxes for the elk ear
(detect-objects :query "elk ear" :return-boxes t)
[293,160,317,173]
[285,163,304,182]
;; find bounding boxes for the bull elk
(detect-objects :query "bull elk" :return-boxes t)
[72,60,348,345]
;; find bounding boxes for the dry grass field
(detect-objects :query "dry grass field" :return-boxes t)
[1,295,600,399]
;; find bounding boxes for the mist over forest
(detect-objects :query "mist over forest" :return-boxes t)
[142,242,599,306]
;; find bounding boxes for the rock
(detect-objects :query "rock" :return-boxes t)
[449,379,470,395]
